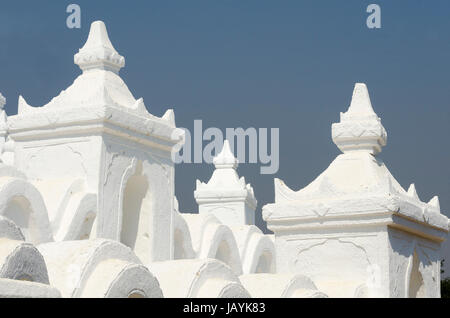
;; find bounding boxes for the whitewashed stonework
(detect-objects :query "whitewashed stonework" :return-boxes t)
[195,140,257,226]
[0,21,447,298]
[263,83,449,298]
[10,21,179,266]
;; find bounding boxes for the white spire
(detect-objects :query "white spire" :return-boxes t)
[331,83,387,155]
[428,196,440,210]
[407,183,420,200]
[346,83,377,118]
[0,93,6,123]
[0,93,6,164]
[0,93,5,110]
[195,140,257,225]
[213,140,238,169]
[74,21,125,74]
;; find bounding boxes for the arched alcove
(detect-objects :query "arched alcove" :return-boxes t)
[0,178,53,243]
[215,241,231,266]
[174,229,186,259]
[120,161,152,263]
[128,291,145,298]
[0,240,50,284]
[3,196,32,239]
[255,251,273,273]
[408,250,426,298]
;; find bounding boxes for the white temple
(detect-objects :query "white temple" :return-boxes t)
[0,21,447,298]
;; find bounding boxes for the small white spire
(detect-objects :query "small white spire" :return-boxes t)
[346,83,377,118]
[0,93,5,110]
[162,109,176,126]
[0,93,7,124]
[213,140,238,169]
[74,21,125,74]
[331,83,387,155]
[195,140,257,225]
[0,93,6,164]
[407,184,420,200]
[428,196,440,210]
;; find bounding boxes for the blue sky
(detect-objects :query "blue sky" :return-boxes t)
[1,1,449,273]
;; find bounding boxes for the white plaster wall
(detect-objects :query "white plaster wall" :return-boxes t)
[199,202,247,226]
[275,226,390,297]
[199,201,254,226]
[96,136,174,264]
[13,136,103,192]
[388,227,441,298]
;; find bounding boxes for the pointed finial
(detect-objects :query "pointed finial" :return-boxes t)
[407,184,420,200]
[0,93,6,164]
[74,21,125,74]
[162,109,176,126]
[346,83,377,118]
[428,196,440,210]
[17,95,35,114]
[0,93,7,125]
[213,140,238,169]
[332,83,387,155]
[0,93,5,110]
